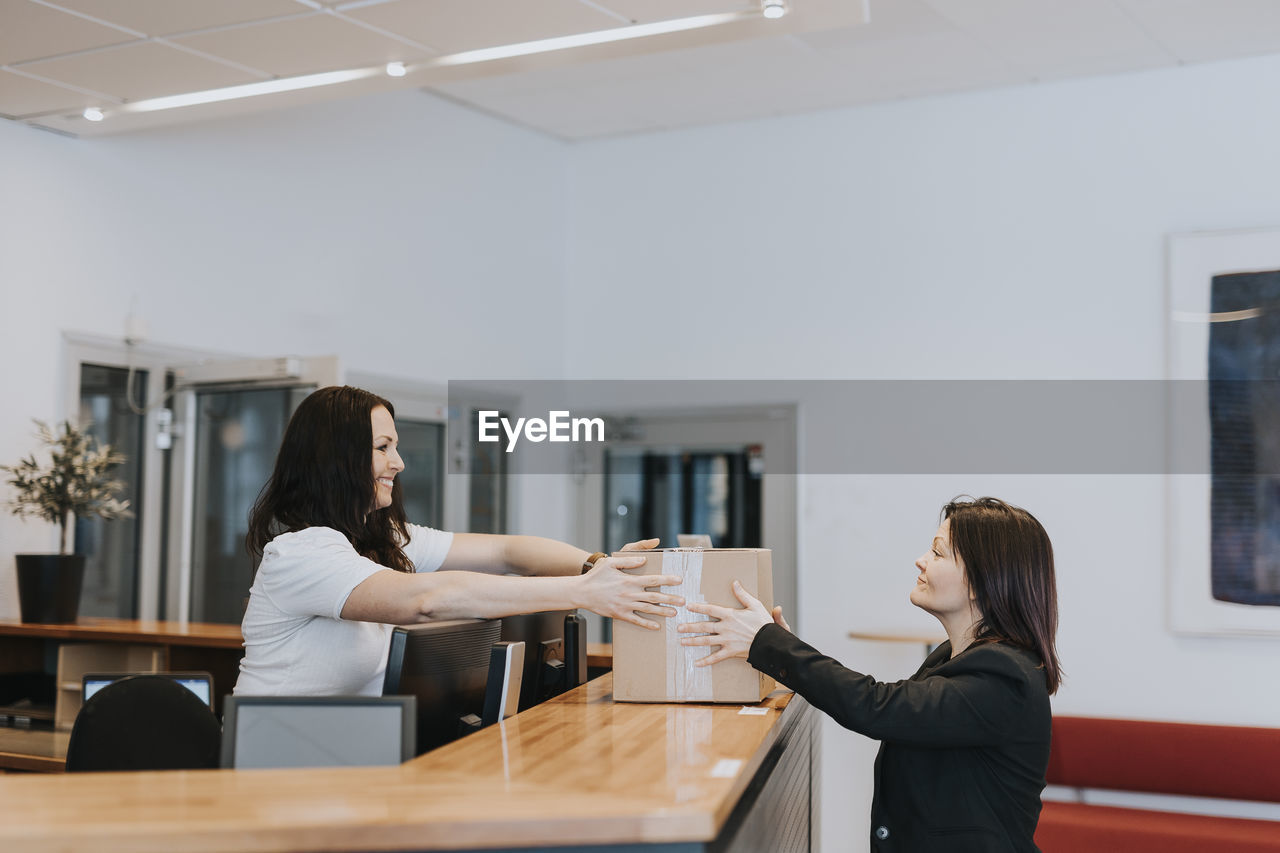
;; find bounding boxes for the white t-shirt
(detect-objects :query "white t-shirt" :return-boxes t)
[233,524,453,697]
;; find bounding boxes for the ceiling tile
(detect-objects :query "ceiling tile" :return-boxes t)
[21,41,260,102]
[800,19,1019,93]
[0,0,135,65]
[609,37,869,129]
[799,0,960,48]
[919,0,1173,78]
[433,34,827,139]
[0,68,95,117]
[172,12,429,76]
[1118,0,1280,63]
[340,0,621,54]
[587,0,756,25]
[47,0,307,38]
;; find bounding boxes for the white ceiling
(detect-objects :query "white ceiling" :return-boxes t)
[3,0,1280,140]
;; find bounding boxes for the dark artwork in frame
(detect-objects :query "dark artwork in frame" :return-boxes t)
[1209,269,1280,606]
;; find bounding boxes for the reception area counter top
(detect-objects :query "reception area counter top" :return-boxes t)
[0,673,815,852]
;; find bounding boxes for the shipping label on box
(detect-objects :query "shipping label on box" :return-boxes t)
[612,548,775,703]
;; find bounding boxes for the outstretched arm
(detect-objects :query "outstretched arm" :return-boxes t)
[343,548,682,630]
[747,626,1031,747]
[679,585,1032,747]
[441,534,660,576]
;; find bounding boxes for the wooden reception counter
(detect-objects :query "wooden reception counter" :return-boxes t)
[0,673,816,853]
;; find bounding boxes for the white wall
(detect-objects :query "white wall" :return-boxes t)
[565,54,1280,849]
[0,89,571,615]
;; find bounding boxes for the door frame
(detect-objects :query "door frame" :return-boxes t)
[165,358,340,621]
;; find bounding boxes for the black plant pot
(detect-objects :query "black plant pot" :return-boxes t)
[15,554,86,623]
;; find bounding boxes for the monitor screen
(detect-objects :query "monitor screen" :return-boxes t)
[221,696,415,769]
[382,619,503,754]
[499,611,585,711]
[82,672,214,709]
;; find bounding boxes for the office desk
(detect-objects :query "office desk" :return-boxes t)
[0,727,69,773]
[0,625,613,773]
[0,617,244,648]
[587,641,612,669]
[0,673,816,852]
[0,617,244,771]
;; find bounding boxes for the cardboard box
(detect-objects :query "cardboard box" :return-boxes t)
[612,548,775,703]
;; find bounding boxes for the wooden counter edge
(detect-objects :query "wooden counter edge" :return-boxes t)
[0,678,811,852]
[0,749,65,773]
[0,618,243,649]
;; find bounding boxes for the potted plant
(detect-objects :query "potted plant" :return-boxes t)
[1,420,132,623]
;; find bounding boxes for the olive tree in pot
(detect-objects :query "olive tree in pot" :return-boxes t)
[1,421,131,623]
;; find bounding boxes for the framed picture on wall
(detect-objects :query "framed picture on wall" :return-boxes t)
[1168,227,1280,637]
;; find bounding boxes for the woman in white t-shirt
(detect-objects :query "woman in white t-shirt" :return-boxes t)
[234,385,683,697]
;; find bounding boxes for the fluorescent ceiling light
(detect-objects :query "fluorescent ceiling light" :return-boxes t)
[88,9,760,119]
[431,11,753,67]
[117,67,380,114]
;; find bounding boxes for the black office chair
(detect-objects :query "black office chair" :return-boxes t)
[64,674,222,772]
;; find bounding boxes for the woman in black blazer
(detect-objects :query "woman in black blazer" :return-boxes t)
[680,496,1061,853]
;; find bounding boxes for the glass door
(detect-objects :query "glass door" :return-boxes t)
[187,385,309,624]
[74,364,148,618]
[396,418,445,530]
[166,356,340,623]
[603,447,763,553]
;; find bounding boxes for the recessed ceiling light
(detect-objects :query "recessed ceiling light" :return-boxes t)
[385,61,406,77]
[83,107,104,121]
[762,1,787,19]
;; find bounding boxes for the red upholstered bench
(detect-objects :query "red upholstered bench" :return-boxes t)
[1035,716,1280,853]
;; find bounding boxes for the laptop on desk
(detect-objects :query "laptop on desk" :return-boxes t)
[82,672,215,710]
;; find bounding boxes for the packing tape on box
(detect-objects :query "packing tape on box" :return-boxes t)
[664,549,714,701]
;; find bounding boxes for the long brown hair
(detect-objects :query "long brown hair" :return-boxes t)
[944,496,1062,694]
[246,386,414,572]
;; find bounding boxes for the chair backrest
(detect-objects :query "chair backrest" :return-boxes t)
[65,674,222,772]
[221,695,415,769]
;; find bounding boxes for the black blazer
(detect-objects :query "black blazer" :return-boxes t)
[749,624,1050,853]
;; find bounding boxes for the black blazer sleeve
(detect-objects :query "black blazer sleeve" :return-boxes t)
[748,623,1035,748]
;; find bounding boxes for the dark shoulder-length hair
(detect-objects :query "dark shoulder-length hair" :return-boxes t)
[246,385,413,572]
[944,496,1062,694]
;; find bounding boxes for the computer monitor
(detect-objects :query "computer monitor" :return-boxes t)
[221,695,415,769]
[499,611,587,711]
[83,672,214,709]
[382,619,503,754]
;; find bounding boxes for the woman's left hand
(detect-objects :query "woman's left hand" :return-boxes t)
[619,538,660,552]
[678,581,781,667]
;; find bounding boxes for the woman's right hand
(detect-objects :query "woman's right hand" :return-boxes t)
[578,554,684,630]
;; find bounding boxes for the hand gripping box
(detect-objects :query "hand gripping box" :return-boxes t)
[612,548,775,703]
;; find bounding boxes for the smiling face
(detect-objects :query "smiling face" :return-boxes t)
[911,519,977,624]
[370,405,403,511]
